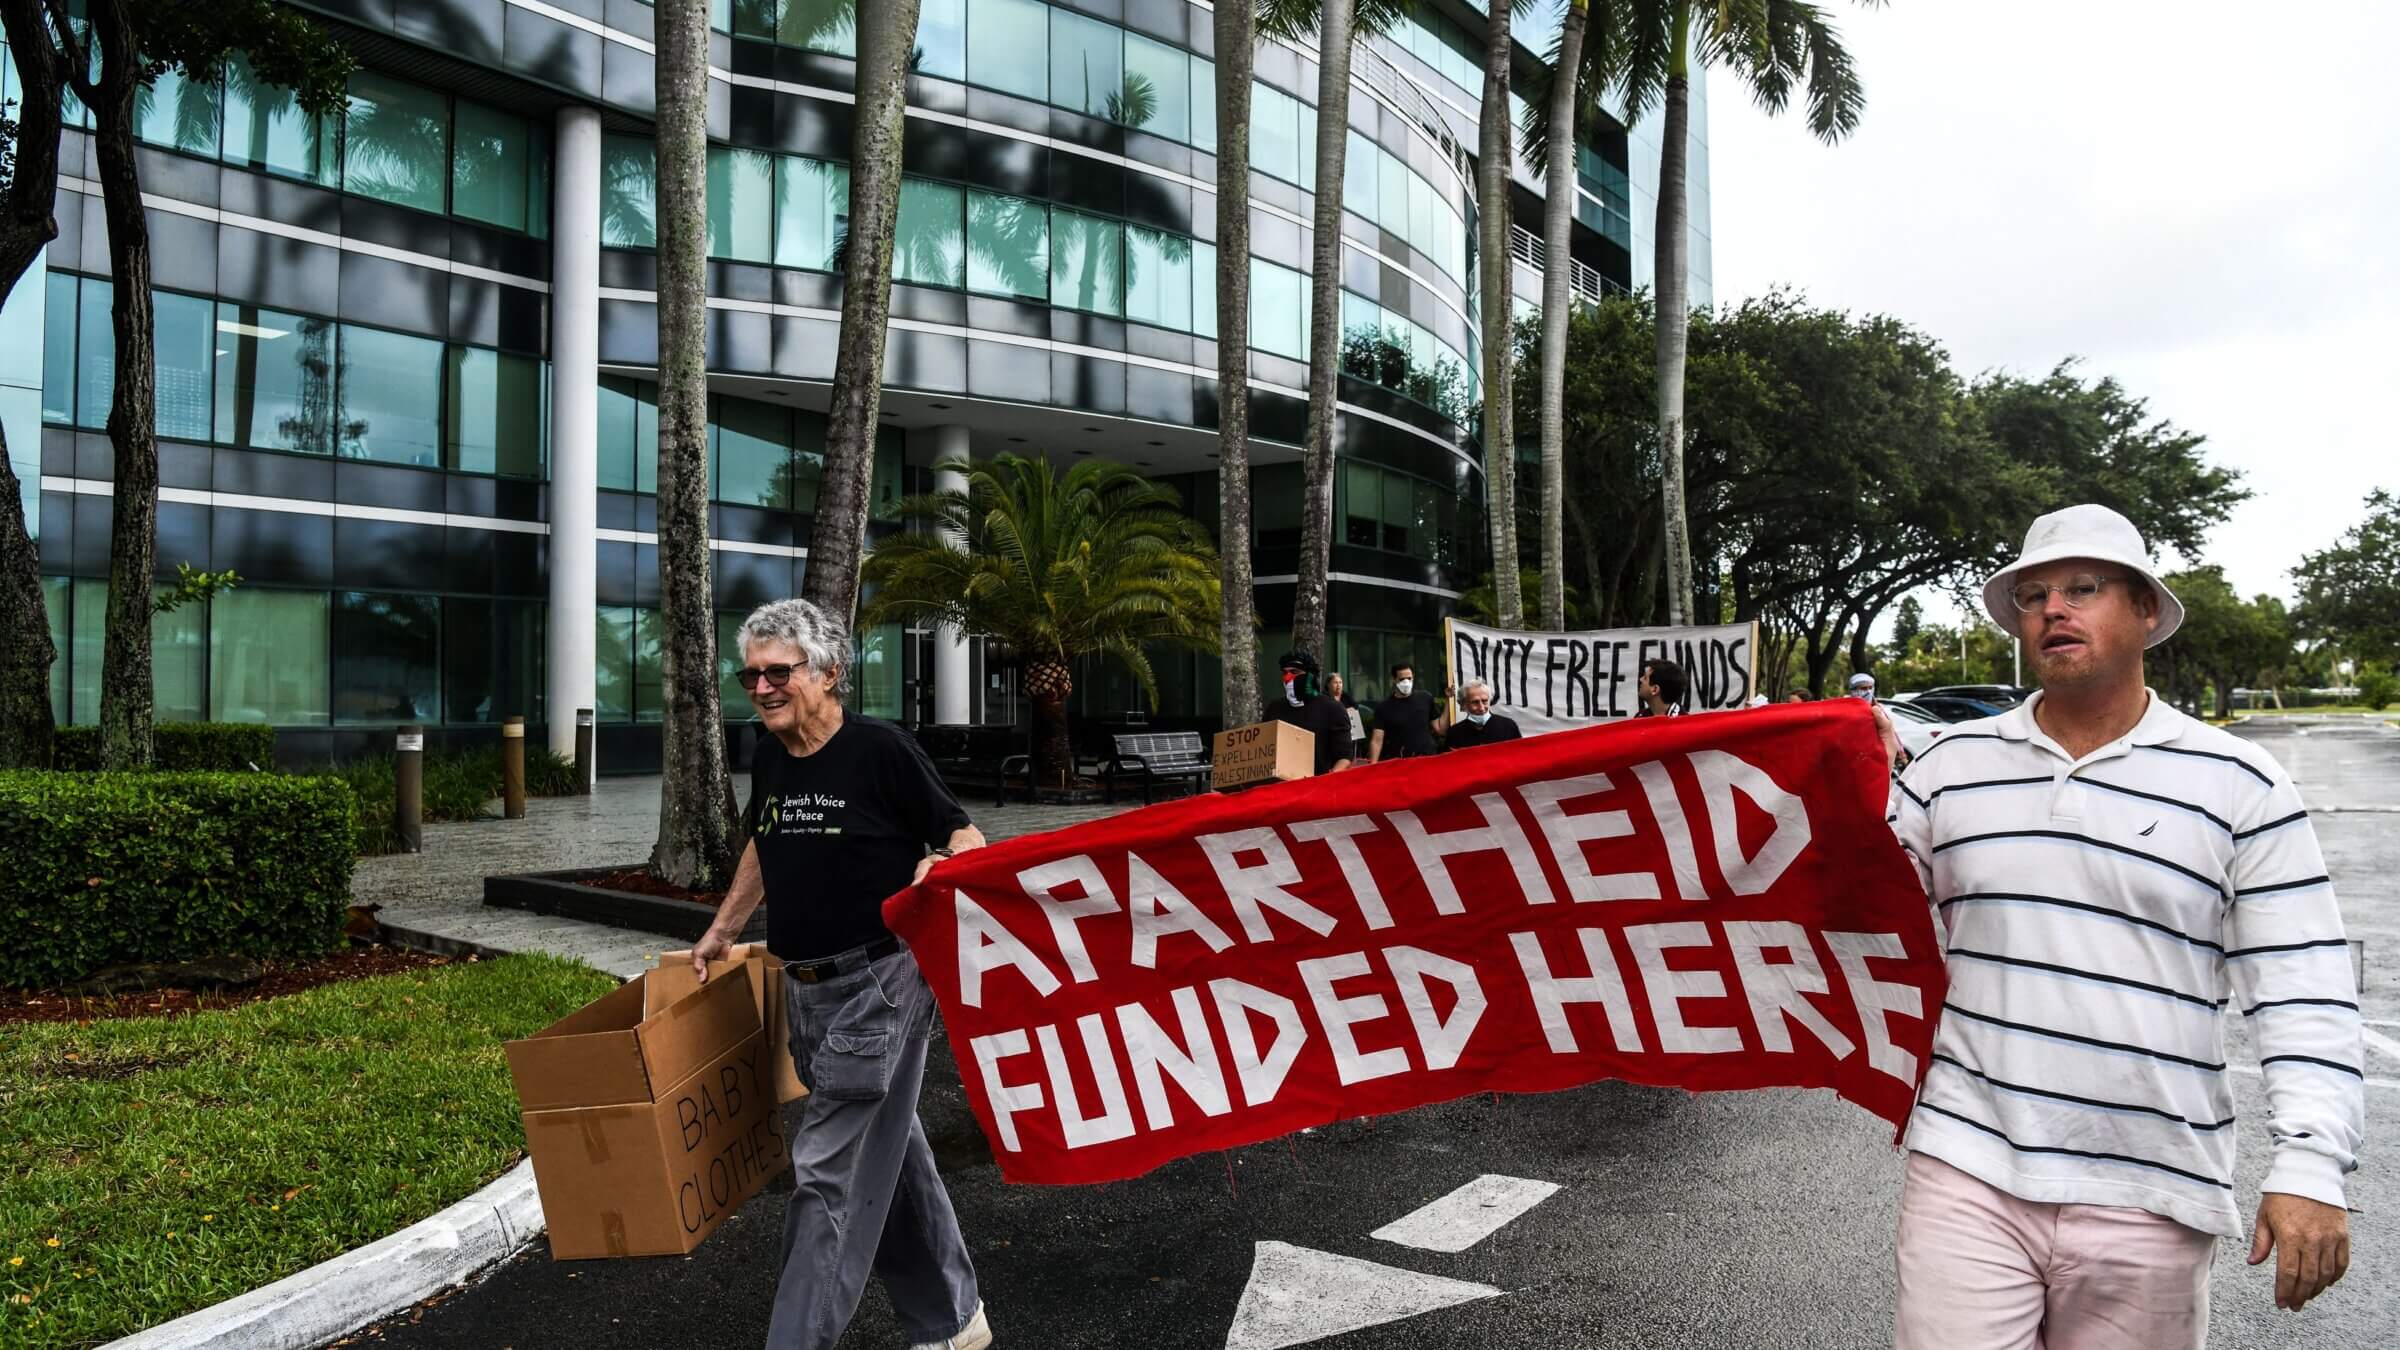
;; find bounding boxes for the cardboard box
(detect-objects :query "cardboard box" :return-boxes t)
[505,970,791,1259]
[1211,719,1316,790]
[650,943,809,1106]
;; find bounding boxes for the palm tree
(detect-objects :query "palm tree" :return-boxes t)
[1475,0,1529,629]
[649,0,739,890]
[863,456,1222,788]
[803,0,925,624]
[1262,0,1405,665]
[1616,0,1871,623]
[1213,0,1261,727]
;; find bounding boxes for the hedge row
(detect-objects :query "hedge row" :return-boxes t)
[51,722,277,772]
[0,770,358,988]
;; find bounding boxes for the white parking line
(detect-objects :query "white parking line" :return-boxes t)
[1370,1175,1562,1254]
[2365,1018,2400,1030]
[2362,1026,2400,1064]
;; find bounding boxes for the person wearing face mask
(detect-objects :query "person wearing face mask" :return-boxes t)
[1849,670,1908,774]
[1366,662,1439,763]
[1441,677,1520,750]
[1268,649,1354,775]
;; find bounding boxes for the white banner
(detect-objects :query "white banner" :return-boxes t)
[1444,617,1760,735]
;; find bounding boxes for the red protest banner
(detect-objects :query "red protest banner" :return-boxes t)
[884,700,1943,1186]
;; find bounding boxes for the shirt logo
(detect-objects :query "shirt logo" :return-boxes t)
[2138,821,2158,837]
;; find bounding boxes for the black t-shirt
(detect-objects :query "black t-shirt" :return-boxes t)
[1444,714,1523,751]
[1271,695,1354,775]
[742,716,972,961]
[1370,691,1439,756]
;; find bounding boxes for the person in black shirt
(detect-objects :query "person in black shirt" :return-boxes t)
[1637,657,1688,717]
[1367,662,1439,762]
[692,598,991,1350]
[1268,648,1353,775]
[1444,677,1523,750]
[1326,672,1366,760]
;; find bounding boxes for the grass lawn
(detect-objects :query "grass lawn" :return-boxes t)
[2230,705,2395,717]
[0,953,617,1348]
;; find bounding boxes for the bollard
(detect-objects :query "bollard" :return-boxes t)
[573,707,596,794]
[395,724,424,854]
[502,716,527,819]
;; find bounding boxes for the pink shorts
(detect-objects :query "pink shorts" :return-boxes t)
[1894,1153,2216,1350]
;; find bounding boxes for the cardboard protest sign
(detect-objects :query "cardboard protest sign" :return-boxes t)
[885,701,1943,1186]
[1446,616,1759,734]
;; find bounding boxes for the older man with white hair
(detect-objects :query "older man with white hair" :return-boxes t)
[1885,505,2362,1349]
[1442,677,1521,751]
[692,598,991,1350]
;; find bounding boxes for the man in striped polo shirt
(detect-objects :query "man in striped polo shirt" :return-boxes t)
[1887,504,2363,1348]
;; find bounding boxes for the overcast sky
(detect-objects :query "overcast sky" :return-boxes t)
[1706,0,2398,608]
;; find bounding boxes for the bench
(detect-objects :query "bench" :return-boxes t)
[916,725,1037,808]
[1104,731,1212,805]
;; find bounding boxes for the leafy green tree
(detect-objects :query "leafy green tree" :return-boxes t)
[2154,566,2292,717]
[2355,668,2397,713]
[1611,0,1875,626]
[863,457,1222,786]
[2294,490,2400,664]
[1891,595,1923,651]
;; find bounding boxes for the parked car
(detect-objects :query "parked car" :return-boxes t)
[1909,694,2011,723]
[1919,683,2030,709]
[1882,699,1948,762]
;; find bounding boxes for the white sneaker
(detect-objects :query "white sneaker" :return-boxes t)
[908,1302,991,1350]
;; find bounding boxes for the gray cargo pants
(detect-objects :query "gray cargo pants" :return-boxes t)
[767,945,980,1349]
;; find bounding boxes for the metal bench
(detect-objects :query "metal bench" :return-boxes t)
[1104,731,1212,805]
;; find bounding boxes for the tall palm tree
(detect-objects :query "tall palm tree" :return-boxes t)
[1261,0,1405,665]
[1617,0,1872,623]
[863,456,1221,788]
[1475,0,1531,629]
[1213,0,1261,727]
[649,0,739,890]
[803,0,924,623]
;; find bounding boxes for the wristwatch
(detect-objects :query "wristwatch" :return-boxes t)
[928,846,956,859]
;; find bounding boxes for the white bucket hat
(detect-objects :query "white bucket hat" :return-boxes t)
[1982,503,2184,648]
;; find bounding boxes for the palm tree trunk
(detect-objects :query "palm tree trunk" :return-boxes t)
[0,0,66,769]
[802,0,923,623]
[648,0,738,889]
[1477,0,1522,629]
[1292,0,1355,665]
[1654,6,1695,627]
[89,3,156,770]
[1537,0,1586,633]
[1214,0,1260,727]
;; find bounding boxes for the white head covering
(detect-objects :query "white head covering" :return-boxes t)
[1982,503,2184,647]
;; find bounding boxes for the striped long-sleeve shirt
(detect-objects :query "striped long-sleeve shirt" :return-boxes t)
[1888,691,2363,1237]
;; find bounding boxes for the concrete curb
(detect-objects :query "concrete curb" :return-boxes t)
[104,1160,545,1350]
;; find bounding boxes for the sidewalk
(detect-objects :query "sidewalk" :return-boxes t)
[353,775,1124,976]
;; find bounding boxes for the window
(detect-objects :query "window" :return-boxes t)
[1252,85,1301,186]
[1123,226,1191,331]
[452,101,540,234]
[41,273,75,425]
[338,325,444,467]
[714,395,792,509]
[135,64,221,156]
[343,72,449,214]
[774,156,847,272]
[1049,208,1122,316]
[447,346,546,477]
[791,409,827,513]
[334,591,439,724]
[1344,131,1377,220]
[966,190,1048,300]
[602,136,658,248]
[732,0,778,41]
[716,611,749,713]
[596,376,659,493]
[1049,8,1122,121]
[1343,462,1379,547]
[214,303,337,454]
[634,608,667,723]
[779,0,856,55]
[1122,33,1189,142]
[1190,57,1217,153]
[893,179,965,288]
[1383,471,1414,554]
[917,0,966,80]
[854,623,904,719]
[153,290,215,441]
[75,276,113,430]
[1249,259,1305,359]
[1192,240,1216,339]
[443,598,545,724]
[220,55,341,186]
[968,0,1048,102]
[707,147,776,263]
[1253,463,1301,548]
[595,605,636,721]
[211,589,330,725]
[41,577,68,724]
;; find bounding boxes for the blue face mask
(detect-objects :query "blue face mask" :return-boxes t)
[1467,711,1491,725]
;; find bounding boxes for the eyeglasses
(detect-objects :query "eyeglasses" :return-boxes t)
[2008,574,2119,613]
[736,664,799,690]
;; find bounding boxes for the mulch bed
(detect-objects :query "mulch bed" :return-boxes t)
[0,943,458,1027]
[575,866,726,908]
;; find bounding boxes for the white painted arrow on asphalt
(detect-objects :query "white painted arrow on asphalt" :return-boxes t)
[1222,1242,1502,1350]
[1372,1174,1562,1253]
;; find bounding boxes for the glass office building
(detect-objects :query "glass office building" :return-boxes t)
[9,0,1707,767]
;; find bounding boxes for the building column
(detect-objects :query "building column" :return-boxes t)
[548,106,602,771]
[926,425,974,725]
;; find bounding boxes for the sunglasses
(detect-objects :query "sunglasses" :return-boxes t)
[736,664,800,691]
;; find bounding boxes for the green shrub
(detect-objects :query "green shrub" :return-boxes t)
[315,742,582,856]
[0,770,358,988]
[51,722,277,772]
[2357,668,2398,712]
